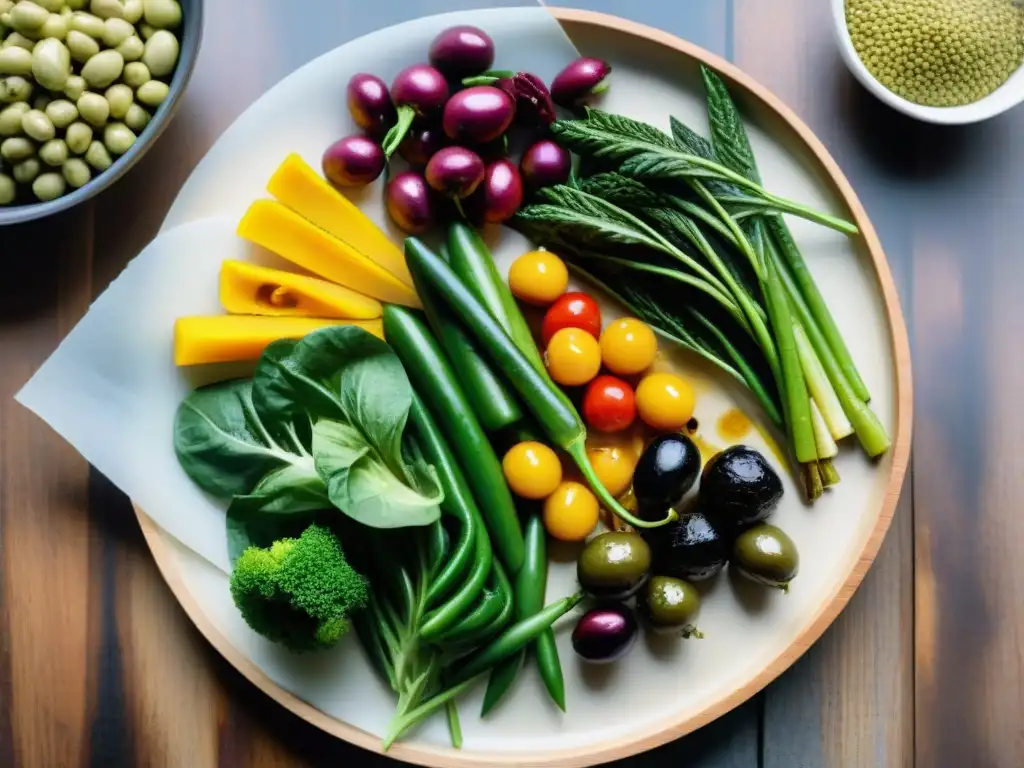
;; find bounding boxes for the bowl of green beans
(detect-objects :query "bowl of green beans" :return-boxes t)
[0,0,202,225]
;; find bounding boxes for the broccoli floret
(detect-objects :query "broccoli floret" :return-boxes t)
[229,524,369,652]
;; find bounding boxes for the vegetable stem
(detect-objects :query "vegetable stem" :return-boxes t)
[810,398,839,459]
[794,323,852,440]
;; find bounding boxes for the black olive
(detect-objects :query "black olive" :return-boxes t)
[633,434,701,520]
[700,446,783,534]
[641,509,727,581]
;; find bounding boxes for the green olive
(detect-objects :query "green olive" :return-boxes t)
[140,28,176,76]
[0,75,33,103]
[39,11,67,38]
[32,169,64,200]
[0,171,15,204]
[10,1,49,33]
[121,60,149,88]
[142,0,179,29]
[135,78,166,107]
[0,45,33,75]
[104,83,132,118]
[81,49,123,88]
[69,10,104,38]
[577,531,652,599]
[121,0,141,23]
[63,74,86,101]
[76,91,108,126]
[12,155,39,183]
[0,100,29,134]
[102,120,133,154]
[731,523,799,591]
[115,34,142,61]
[64,120,92,153]
[61,156,90,187]
[3,32,36,51]
[66,28,99,62]
[1,135,34,161]
[89,0,124,20]
[122,101,147,131]
[641,576,702,636]
[21,108,53,141]
[38,136,67,166]
[31,38,71,91]
[45,98,78,128]
[84,137,110,169]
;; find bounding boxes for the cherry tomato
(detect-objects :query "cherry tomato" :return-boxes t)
[582,375,636,433]
[599,317,658,376]
[586,445,637,497]
[635,372,696,431]
[543,481,599,541]
[502,441,562,500]
[507,249,568,306]
[541,292,602,345]
[545,327,601,386]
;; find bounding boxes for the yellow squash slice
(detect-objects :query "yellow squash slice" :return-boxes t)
[236,199,420,308]
[219,260,383,319]
[174,315,384,366]
[267,153,413,288]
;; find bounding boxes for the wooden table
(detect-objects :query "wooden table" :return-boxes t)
[3,0,1021,765]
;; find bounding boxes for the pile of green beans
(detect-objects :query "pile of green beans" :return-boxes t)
[0,0,183,205]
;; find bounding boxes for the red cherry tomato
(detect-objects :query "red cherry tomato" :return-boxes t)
[582,375,637,433]
[541,292,602,346]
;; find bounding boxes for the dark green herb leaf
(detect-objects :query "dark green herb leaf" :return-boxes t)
[701,65,762,184]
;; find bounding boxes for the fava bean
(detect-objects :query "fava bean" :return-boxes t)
[0,172,15,204]
[90,0,124,19]
[45,98,77,128]
[122,100,147,131]
[34,0,63,12]
[101,16,132,45]
[12,155,39,183]
[104,83,131,117]
[0,101,28,134]
[134,78,165,107]
[121,60,148,87]
[63,73,85,100]
[122,0,141,22]
[38,136,67,165]
[140,28,175,76]
[31,37,71,91]
[32,170,64,200]
[1,135,34,161]
[0,46,32,76]
[0,0,11,14]
[59,4,71,18]
[76,91,108,125]
[115,34,141,61]
[0,75,32,102]
[62,156,90,187]
[66,0,88,9]
[39,11,67,38]
[102,120,132,154]
[31,92,49,110]
[84,138,109,169]
[66,28,99,62]
[21,108,54,141]
[81,48,123,87]
[69,10,103,37]
[10,1,48,32]
[2,32,35,51]
[142,0,179,29]
[64,120,91,153]
[137,20,153,39]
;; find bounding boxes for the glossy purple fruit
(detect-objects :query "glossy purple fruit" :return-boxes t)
[391,64,449,116]
[442,85,515,144]
[428,25,495,79]
[468,159,523,224]
[572,604,638,664]
[322,136,385,187]
[550,57,612,107]
[399,124,447,166]
[346,73,396,135]
[386,172,436,234]
[497,72,556,125]
[520,139,571,189]
[425,146,485,199]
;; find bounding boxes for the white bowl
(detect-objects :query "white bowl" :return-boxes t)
[832,0,1024,124]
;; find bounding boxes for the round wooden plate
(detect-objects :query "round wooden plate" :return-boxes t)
[136,8,911,767]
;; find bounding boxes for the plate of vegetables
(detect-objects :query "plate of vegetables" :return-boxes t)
[23,6,911,768]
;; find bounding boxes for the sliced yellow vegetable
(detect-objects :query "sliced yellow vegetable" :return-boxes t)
[267,153,413,288]
[236,199,420,308]
[174,315,384,366]
[219,260,382,320]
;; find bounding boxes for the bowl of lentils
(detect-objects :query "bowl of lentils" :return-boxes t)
[0,0,201,224]
[833,0,1024,124]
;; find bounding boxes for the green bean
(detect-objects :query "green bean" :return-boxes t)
[430,587,503,647]
[480,648,524,716]
[418,527,491,641]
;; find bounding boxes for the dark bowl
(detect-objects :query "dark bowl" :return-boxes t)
[0,0,204,226]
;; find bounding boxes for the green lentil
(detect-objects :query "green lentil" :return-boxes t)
[847,0,1024,107]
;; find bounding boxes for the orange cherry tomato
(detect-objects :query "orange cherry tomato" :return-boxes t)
[599,317,658,375]
[582,375,636,433]
[543,481,599,541]
[545,327,601,386]
[507,249,568,306]
[541,292,602,346]
[635,372,696,430]
[502,441,563,500]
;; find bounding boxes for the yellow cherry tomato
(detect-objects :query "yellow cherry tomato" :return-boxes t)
[545,327,601,386]
[507,250,569,306]
[586,445,637,497]
[635,372,696,430]
[502,441,562,500]
[599,317,658,375]
[543,481,600,541]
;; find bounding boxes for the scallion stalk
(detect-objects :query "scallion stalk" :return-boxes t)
[794,322,853,440]
[810,399,839,459]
